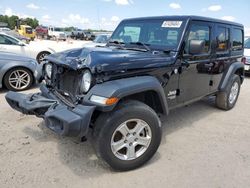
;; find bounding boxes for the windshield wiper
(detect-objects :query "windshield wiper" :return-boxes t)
[108,40,125,49]
[130,42,151,51]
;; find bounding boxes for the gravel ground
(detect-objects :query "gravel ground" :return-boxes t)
[0,78,250,188]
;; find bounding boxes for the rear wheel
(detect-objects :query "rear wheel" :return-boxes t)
[4,67,33,91]
[216,74,241,110]
[93,100,162,171]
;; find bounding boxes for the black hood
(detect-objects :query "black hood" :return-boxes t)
[45,47,176,73]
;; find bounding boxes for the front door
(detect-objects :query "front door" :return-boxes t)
[178,21,213,103]
[0,34,27,56]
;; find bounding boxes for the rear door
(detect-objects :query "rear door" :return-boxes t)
[178,21,213,103]
[210,24,231,92]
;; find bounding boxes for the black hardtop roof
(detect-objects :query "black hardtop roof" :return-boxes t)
[123,15,243,28]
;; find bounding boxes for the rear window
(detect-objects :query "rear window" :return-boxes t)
[216,27,229,52]
[232,28,243,50]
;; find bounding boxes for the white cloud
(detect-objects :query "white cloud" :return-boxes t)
[26,3,40,10]
[3,7,34,19]
[169,3,181,9]
[100,16,120,30]
[41,15,51,23]
[221,16,236,22]
[102,0,133,5]
[115,0,133,5]
[111,16,120,22]
[208,5,221,11]
[60,14,90,28]
[42,15,50,20]
[4,8,13,16]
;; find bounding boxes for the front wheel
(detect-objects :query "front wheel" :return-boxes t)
[93,100,162,171]
[216,74,241,110]
[36,51,51,64]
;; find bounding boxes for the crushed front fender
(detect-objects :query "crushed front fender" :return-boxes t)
[5,89,95,137]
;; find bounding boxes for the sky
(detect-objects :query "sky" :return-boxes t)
[0,0,249,34]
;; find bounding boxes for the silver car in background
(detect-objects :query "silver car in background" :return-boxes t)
[0,51,38,91]
[243,38,250,73]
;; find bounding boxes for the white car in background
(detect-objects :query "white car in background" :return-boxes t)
[243,37,250,73]
[0,32,55,63]
[83,34,111,48]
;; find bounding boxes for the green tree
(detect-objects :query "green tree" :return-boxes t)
[0,14,39,29]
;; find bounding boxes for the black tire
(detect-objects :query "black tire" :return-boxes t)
[216,74,241,110]
[93,100,162,171]
[36,51,51,64]
[4,67,33,91]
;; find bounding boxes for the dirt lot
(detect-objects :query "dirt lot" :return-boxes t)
[0,78,250,188]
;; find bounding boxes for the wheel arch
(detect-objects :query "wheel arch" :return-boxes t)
[84,76,169,116]
[219,61,244,91]
[36,51,52,62]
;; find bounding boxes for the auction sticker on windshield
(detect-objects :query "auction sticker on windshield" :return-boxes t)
[162,21,183,28]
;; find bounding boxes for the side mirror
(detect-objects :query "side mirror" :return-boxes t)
[188,40,205,55]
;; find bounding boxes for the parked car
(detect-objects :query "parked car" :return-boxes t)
[243,37,250,73]
[48,26,66,41]
[0,27,11,32]
[18,25,36,41]
[0,51,38,91]
[83,34,111,47]
[6,16,245,171]
[0,32,55,63]
[70,28,86,40]
[84,31,95,40]
[1,30,30,43]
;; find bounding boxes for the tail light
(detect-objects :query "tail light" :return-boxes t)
[241,57,246,64]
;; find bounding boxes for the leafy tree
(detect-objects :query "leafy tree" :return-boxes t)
[0,14,39,29]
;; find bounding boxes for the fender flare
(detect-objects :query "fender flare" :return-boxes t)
[83,76,169,115]
[219,62,244,91]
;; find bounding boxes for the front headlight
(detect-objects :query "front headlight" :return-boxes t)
[45,63,52,79]
[80,69,92,93]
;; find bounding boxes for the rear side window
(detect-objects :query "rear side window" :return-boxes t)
[232,28,243,50]
[216,27,229,52]
[185,24,210,53]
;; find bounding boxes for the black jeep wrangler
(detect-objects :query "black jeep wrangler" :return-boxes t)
[6,16,245,171]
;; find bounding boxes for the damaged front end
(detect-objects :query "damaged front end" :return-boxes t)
[5,84,95,138]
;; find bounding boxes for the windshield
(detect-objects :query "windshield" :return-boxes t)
[110,19,185,51]
[245,38,250,49]
[25,27,32,34]
[94,35,110,43]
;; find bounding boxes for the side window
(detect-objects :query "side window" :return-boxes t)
[0,35,14,45]
[232,28,243,51]
[216,27,229,52]
[0,35,6,44]
[119,26,141,43]
[185,24,210,54]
